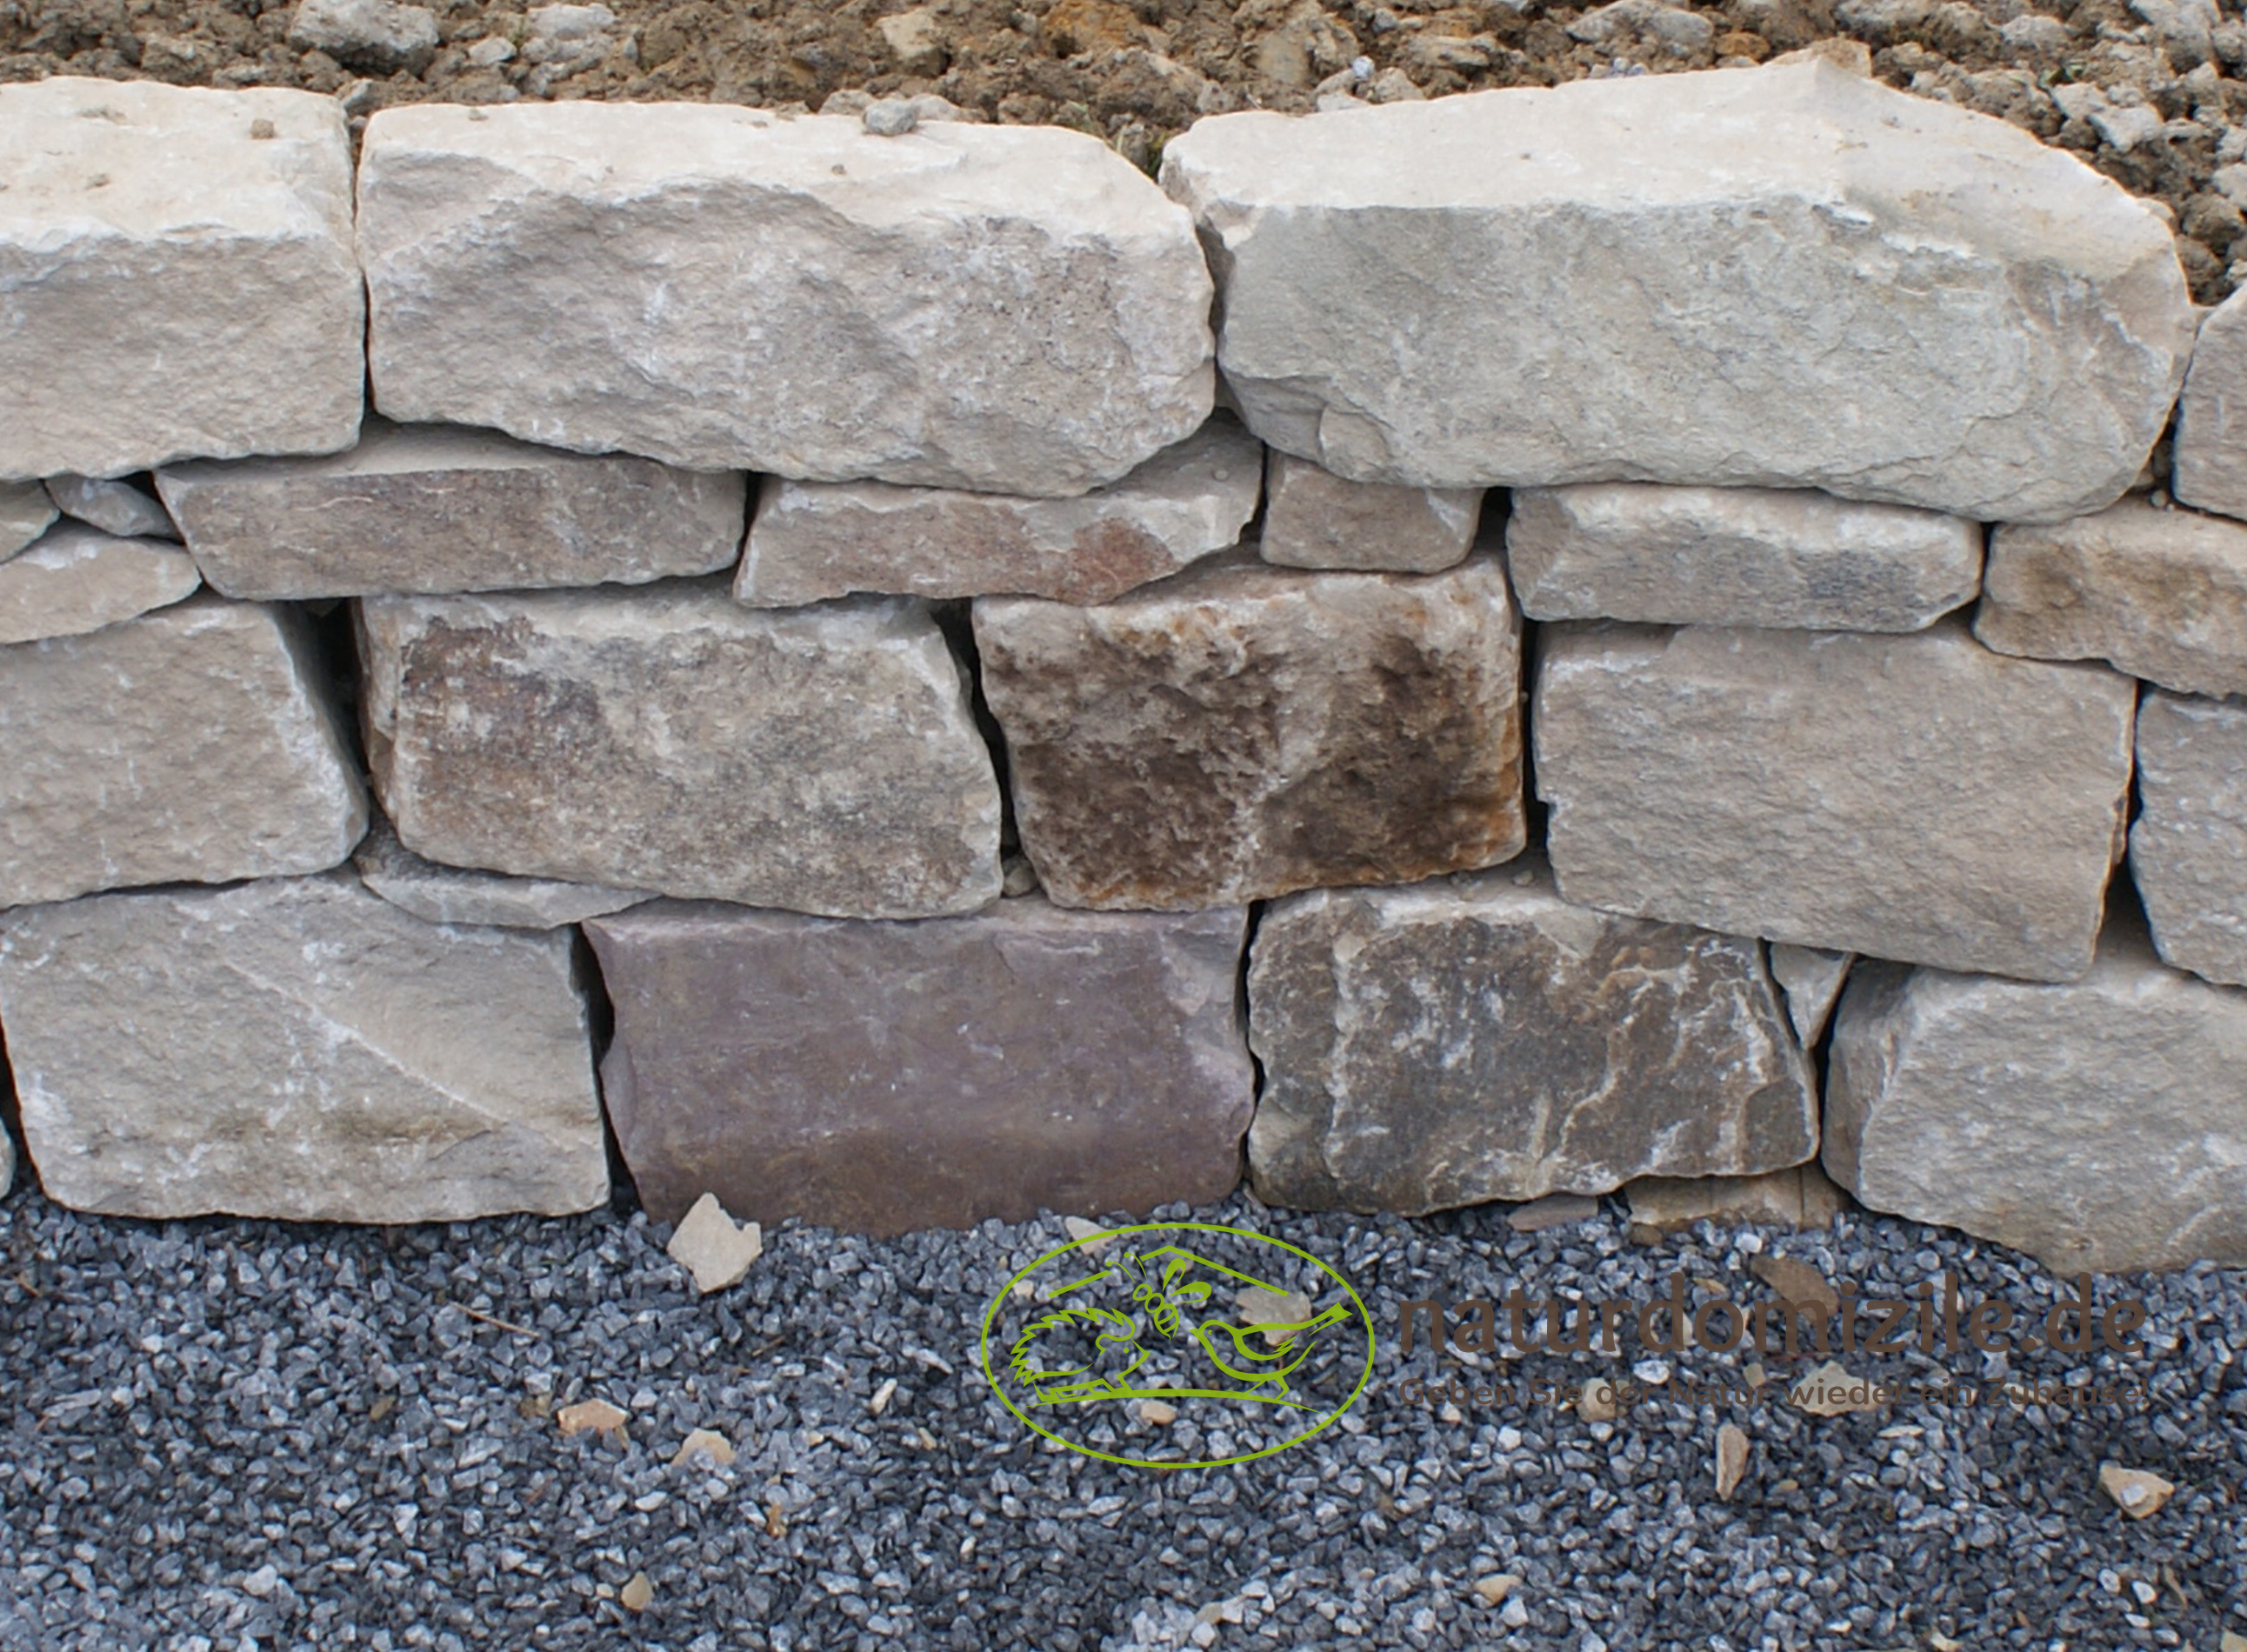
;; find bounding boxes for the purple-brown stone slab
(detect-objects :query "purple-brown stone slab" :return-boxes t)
[583,895,1253,1235]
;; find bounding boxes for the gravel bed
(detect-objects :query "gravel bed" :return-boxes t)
[0,1176,2239,1651]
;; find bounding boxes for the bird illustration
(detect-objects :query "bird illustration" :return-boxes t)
[1192,1302,1352,1398]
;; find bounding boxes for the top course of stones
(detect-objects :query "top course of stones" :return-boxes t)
[0,62,2198,522]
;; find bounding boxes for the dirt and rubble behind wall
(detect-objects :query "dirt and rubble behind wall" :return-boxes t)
[4,0,2246,299]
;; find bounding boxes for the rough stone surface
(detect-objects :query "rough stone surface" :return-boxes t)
[0,78,363,482]
[1623,1165,1848,1236]
[735,416,1260,606]
[359,103,1212,495]
[1977,499,2247,699]
[0,595,366,909]
[0,524,201,646]
[1825,915,2247,1272]
[359,581,1001,917]
[0,871,605,1222]
[1257,451,1482,573]
[288,0,439,71]
[1769,943,1854,1048]
[1506,483,1983,632]
[43,476,177,541]
[1245,860,1817,1214]
[2172,284,2247,521]
[157,417,747,600]
[0,483,57,561]
[1160,63,2191,522]
[975,552,1524,909]
[665,1193,764,1295]
[583,896,1252,1234]
[2130,689,2247,988]
[1536,620,2137,983]
[353,815,652,930]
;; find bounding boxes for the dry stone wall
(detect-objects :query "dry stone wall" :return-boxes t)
[2,63,2244,1272]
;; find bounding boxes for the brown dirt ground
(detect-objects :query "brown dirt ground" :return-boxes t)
[3,0,2244,300]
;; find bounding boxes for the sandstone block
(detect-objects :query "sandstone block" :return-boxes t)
[2172,283,2247,519]
[0,525,201,646]
[359,582,1001,917]
[1768,943,1854,1047]
[0,79,363,481]
[975,553,1524,909]
[1160,62,2190,521]
[1507,483,1982,631]
[1825,916,2247,1271]
[43,476,177,541]
[1,483,57,560]
[0,872,605,1222]
[1245,862,1817,1214]
[735,417,1259,606]
[1624,1165,1847,1236]
[1535,621,2136,981]
[2130,689,2247,987]
[157,419,747,600]
[359,103,1213,495]
[354,816,651,930]
[1977,500,2247,699]
[583,896,1252,1234]
[1257,451,1482,573]
[0,596,367,909]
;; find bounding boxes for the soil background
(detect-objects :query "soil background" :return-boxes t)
[3,0,2245,300]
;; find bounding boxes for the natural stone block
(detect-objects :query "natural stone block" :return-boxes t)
[1535,621,2136,982]
[354,816,651,930]
[1245,861,1817,1214]
[359,582,1001,917]
[359,103,1213,495]
[1257,451,1482,573]
[0,525,201,646]
[157,418,747,600]
[736,417,1260,606]
[1768,943,1854,1047]
[1825,916,2247,1272]
[43,476,177,541]
[583,896,1252,1234]
[1977,500,2247,699]
[0,872,605,1222]
[1160,62,2190,522]
[1,483,57,561]
[286,0,440,73]
[2172,283,2247,519]
[1506,483,1982,631]
[1624,1166,1848,1237]
[0,596,367,909]
[975,553,1524,909]
[2130,689,2247,988]
[0,79,363,481]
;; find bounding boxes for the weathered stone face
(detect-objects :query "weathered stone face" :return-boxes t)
[1160,63,2190,521]
[1977,500,2247,699]
[0,872,606,1222]
[1535,620,2137,982]
[1,483,57,560]
[2130,689,2247,988]
[1245,862,1817,1214]
[0,595,367,909]
[974,553,1524,909]
[358,581,1002,917]
[0,525,201,646]
[736,417,1261,606]
[2171,284,2247,520]
[354,815,651,930]
[43,476,177,541]
[1623,1165,1847,1236]
[1506,483,1982,632]
[0,79,363,481]
[359,103,1213,495]
[583,896,1252,1235]
[1825,919,2247,1272]
[157,418,748,600]
[1257,451,1482,573]
[1767,943,1854,1048]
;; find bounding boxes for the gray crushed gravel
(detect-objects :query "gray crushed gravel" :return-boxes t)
[0,1175,2240,1651]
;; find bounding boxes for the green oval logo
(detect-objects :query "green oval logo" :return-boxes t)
[980,1221,1376,1469]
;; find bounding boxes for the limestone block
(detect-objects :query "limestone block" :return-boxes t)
[1534,621,2137,982]
[0,872,605,1222]
[2171,283,2247,519]
[1257,451,1482,573]
[0,525,200,646]
[1507,483,1982,631]
[735,416,1259,606]
[0,79,363,480]
[1245,861,1817,1214]
[2130,689,2247,987]
[1159,62,2191,521]
[974,552,1524,909]
[359,103,1213,495]
[358,582,1002,917]
[354,816,652,929]
[0,595,367,909]
[583,896,1252,1234]
[157,418,747,600]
